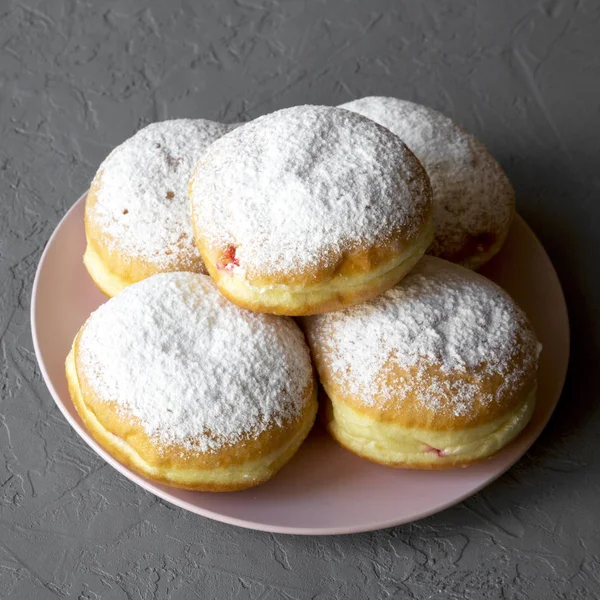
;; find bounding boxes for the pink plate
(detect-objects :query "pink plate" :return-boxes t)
[31,194,570,535]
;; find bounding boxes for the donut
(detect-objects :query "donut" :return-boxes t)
[65,272,317,491]
[190,105,433,316]
[339,97,515,270]
[301,257,541,469]
[84,119,237,297]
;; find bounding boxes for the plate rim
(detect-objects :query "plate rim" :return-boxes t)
[30,192,571,535]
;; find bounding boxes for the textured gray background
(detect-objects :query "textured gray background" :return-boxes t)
[1,0,599,598]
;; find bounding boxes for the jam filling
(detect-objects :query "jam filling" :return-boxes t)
[217,245,240,271]
[425,445,446,457]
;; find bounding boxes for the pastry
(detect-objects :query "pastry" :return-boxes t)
[84,119,237,296]
[66,272,317,491]
[339,97,514,270]
[302,257,541,468]
[190,105,433,316]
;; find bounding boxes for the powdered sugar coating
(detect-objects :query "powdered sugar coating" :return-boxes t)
[89,119,236,270]
[339,97,514,269]
[77,272,313,453]
[190,105,431,277]
[305,257,540,419]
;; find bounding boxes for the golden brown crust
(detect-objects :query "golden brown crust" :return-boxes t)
[84,175,207,297]
[191,177,433,288]
[67,329,318,491]
[308,338,537,431]
[301,257,540,431]
[192,207,434,316]
[438,199,515,270]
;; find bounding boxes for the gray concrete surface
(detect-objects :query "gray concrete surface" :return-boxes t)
[1,0,599,597]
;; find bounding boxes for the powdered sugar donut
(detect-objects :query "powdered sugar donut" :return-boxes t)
[190,105,433,316]
[66,272,317,491]
[85,119,237,297]
[339,97,514,270]
[302,257,540,469]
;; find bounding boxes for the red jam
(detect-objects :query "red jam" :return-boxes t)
[426,445,446,457]
[217,245,240,271]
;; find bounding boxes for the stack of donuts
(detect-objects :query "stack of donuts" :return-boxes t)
[67,98,541,491]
